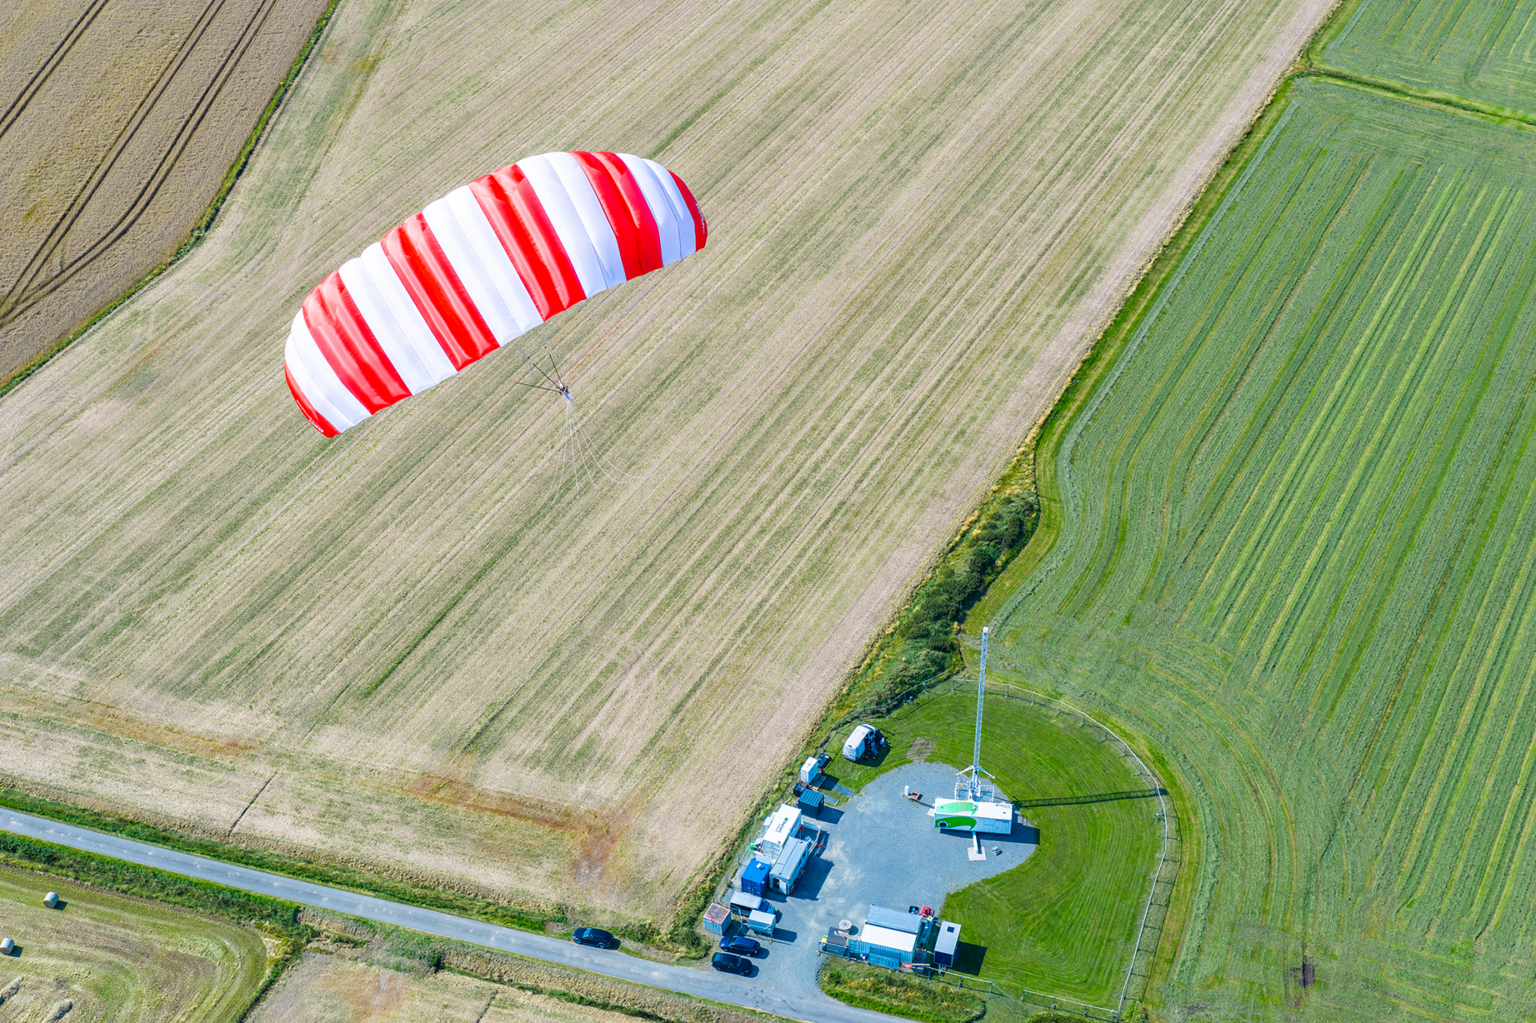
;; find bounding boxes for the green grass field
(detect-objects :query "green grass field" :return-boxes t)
[986,74,1536,1020]
[0,864,268,1021]
[1318,0,1536,120]
[828,687,1159,1006]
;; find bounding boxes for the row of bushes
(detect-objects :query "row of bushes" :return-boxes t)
[866,490,1038,705]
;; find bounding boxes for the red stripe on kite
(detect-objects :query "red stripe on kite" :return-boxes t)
[669,170,707,249]
[285,362,339,436]
[592,153,663,275]
[382,214,499,370]
[573,152,643,280]
[468,166,585,320]
[302,272,411,412]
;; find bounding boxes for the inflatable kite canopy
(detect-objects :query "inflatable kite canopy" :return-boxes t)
[284,151,707,435]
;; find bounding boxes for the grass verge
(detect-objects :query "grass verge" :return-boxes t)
[821,961,984,1023]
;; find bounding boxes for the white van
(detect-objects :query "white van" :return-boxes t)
[842,723,885,761]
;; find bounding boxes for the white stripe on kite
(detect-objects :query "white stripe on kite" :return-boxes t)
[443,187,542,336]
[359,243,457,384]
[645,157,696,255]
[337,257,433,394]
[618,153,681,266]
[547,151,626,289]
[423,196,519,343]
[518,154,609,299]
[286,312,369,430]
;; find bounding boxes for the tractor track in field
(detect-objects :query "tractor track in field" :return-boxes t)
[0,0,280,324]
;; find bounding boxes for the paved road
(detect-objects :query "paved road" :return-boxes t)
[0,809,894,1023]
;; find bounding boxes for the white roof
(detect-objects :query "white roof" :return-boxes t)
[861,924,918,954]
[929,798,1013,820]
[764,804,802,847]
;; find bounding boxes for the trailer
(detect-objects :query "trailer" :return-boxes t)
[770,836,812,894]
[746,908,778,935]
[929,797,1014,834]
[760,804,803,859]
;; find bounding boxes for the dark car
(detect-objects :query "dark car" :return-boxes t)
[572,927,617,949]
[719,936,763,957]
[711,952,753,975]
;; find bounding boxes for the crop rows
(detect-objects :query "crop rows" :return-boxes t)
[991,77,1536,1019]
[1319,0,1536,120]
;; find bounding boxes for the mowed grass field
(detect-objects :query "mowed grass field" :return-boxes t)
[1318,0,1536,120]
[0,0,331,384]
[0,865,268,1021]
[830,688,1159,1005]
[987,76,1536,1019]
[0,0,1334,919]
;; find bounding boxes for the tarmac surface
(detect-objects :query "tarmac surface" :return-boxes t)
[745,761,1036,999]
[0,808,893,1023]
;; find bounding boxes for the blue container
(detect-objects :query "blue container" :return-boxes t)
[741,858,771,897]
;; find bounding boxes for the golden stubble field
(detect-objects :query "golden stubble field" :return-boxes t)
[0,0,331,385]
[0,0,1333,917]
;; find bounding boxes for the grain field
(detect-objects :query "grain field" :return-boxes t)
[0,0,332,385]
[0,0,1332,919]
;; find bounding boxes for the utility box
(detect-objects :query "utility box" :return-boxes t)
[934,921,961,967]
[770,836,811,894]
[929,798,1014,834]
[799,754,828,786]
[740,859,772,897]
[702,903,730,936]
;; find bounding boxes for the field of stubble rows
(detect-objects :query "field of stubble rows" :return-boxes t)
[0,0,331,384]
[987,20,1536,1015]
[0,0,1331,919]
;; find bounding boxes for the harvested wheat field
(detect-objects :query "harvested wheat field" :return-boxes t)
[250,954,646,1023]
[0,0,331,385]
[0,0,1332,918]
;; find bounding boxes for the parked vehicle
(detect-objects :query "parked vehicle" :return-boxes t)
[711,952,753,975]
[719,935,763,957]
[571,927,617,948]
[841,723,887,761]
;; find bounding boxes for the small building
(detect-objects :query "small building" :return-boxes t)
[740,859,772,897]
[769,836,811,894]
[728,890,763,920]
[43,891,58,908]
[934,921,961,967]
[746,908,777,935]
[702,903,730,936]
[929,798,1014,834]
[761,804,802,859]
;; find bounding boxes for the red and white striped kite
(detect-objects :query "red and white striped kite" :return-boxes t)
[283,151,707,436]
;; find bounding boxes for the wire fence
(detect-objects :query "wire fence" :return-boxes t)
[819,669,1178,1021]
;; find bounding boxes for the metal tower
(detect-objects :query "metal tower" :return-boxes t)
[956,626,996,800]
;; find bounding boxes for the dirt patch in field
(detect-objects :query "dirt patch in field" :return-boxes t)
[0,0,1337,920]
[0,0,332,386]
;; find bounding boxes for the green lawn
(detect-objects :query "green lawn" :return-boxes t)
[986,74,1536,1020]
[828,686,1160,1006]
